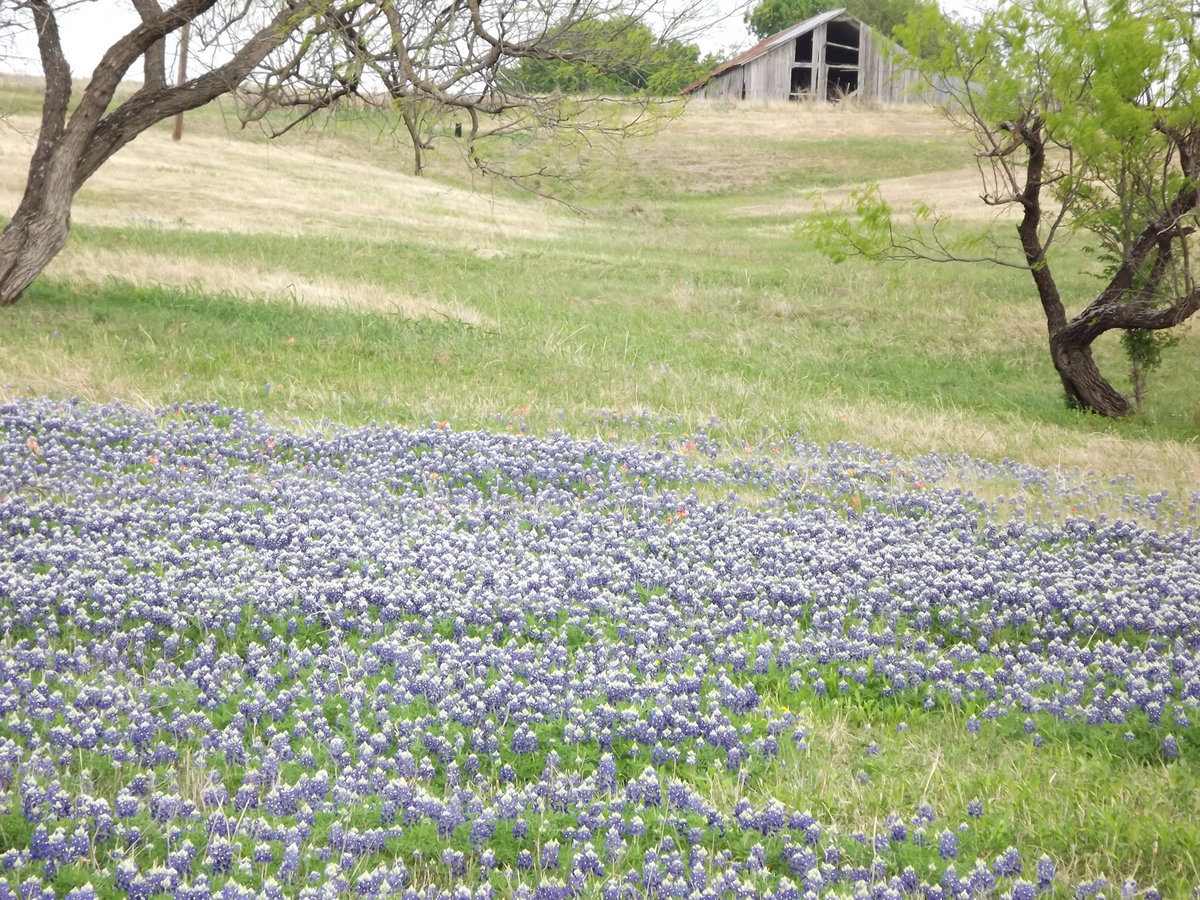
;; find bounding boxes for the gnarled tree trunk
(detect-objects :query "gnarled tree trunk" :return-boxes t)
[1048,332,1133,417]
[0,194,74,307]
[0,0,74,306]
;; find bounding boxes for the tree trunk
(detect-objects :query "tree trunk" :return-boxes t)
[0,180,74,306]
[0,0,75,305]
[1009,118,1137,418]
[1049,328,1133,417]
[0,214,71,307]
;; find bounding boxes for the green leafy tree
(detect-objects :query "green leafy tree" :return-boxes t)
[745,0,932,41]
[505,18,717,95]
[805,0,1200,417]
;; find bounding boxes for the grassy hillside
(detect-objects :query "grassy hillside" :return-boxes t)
[1,78,1197,494]
[4,79,1200,899]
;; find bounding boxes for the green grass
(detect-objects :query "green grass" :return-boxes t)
[3,100,1196,469]
[7,220,1196,484]
[1,87,1199,894]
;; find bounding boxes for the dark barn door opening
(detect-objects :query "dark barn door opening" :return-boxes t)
[790,31,814,99]
[824,18,860,99]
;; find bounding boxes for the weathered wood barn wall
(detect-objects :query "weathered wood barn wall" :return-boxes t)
[684,8,932,103]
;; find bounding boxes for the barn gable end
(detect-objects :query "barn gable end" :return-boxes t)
[685,9,930,104]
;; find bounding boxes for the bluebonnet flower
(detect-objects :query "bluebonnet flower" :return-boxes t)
[114,859,139,894]
[114,792,139,818]
[994,846,1022,877]
[758,799,787,834]
[942,864,963,894]
[205,837,233,874]
[1037,855,1056,889]
[2,398,1198,898]
[278,844,301,882]
[440,848,466,877]
[470,809,496,848]
[969,859,995,892]
[937,830,958,860]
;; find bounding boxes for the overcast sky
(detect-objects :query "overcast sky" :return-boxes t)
[3,3,194,76]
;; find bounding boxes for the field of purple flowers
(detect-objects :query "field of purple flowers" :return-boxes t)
[1,398,1198,900]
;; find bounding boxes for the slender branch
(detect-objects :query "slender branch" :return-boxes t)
[1086,179,1200,317]
[1060,287,1200,338]
[28,0,71,165]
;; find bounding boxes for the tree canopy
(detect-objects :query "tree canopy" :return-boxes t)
[744,0,932,41]
[504,18,718,95]
[806,0,1200,417]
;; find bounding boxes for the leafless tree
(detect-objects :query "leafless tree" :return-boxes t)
[0,0,698,307]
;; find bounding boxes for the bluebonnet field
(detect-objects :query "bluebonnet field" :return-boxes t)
[1,398,1198,900]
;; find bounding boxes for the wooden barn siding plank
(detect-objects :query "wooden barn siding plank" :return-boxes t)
[704,66,745,100]
[744,41,793,100]
[860,25,931,103]
[771,42,793,97]
[861,26,877,100]
[813,22,828,101]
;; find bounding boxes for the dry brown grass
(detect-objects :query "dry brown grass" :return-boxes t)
[614,101,963,199]
[44,248,493,325]
[0,109,562,319]
[753,165,1024,224]
[794,394,1200,496]
[674,99,958,142]
[0,113,561,244]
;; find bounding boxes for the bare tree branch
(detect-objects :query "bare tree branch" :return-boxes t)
[131,0,169,90]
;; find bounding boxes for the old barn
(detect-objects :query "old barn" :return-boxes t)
[684,8,929,103]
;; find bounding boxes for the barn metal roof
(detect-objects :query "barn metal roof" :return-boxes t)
[682,7,851,94]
